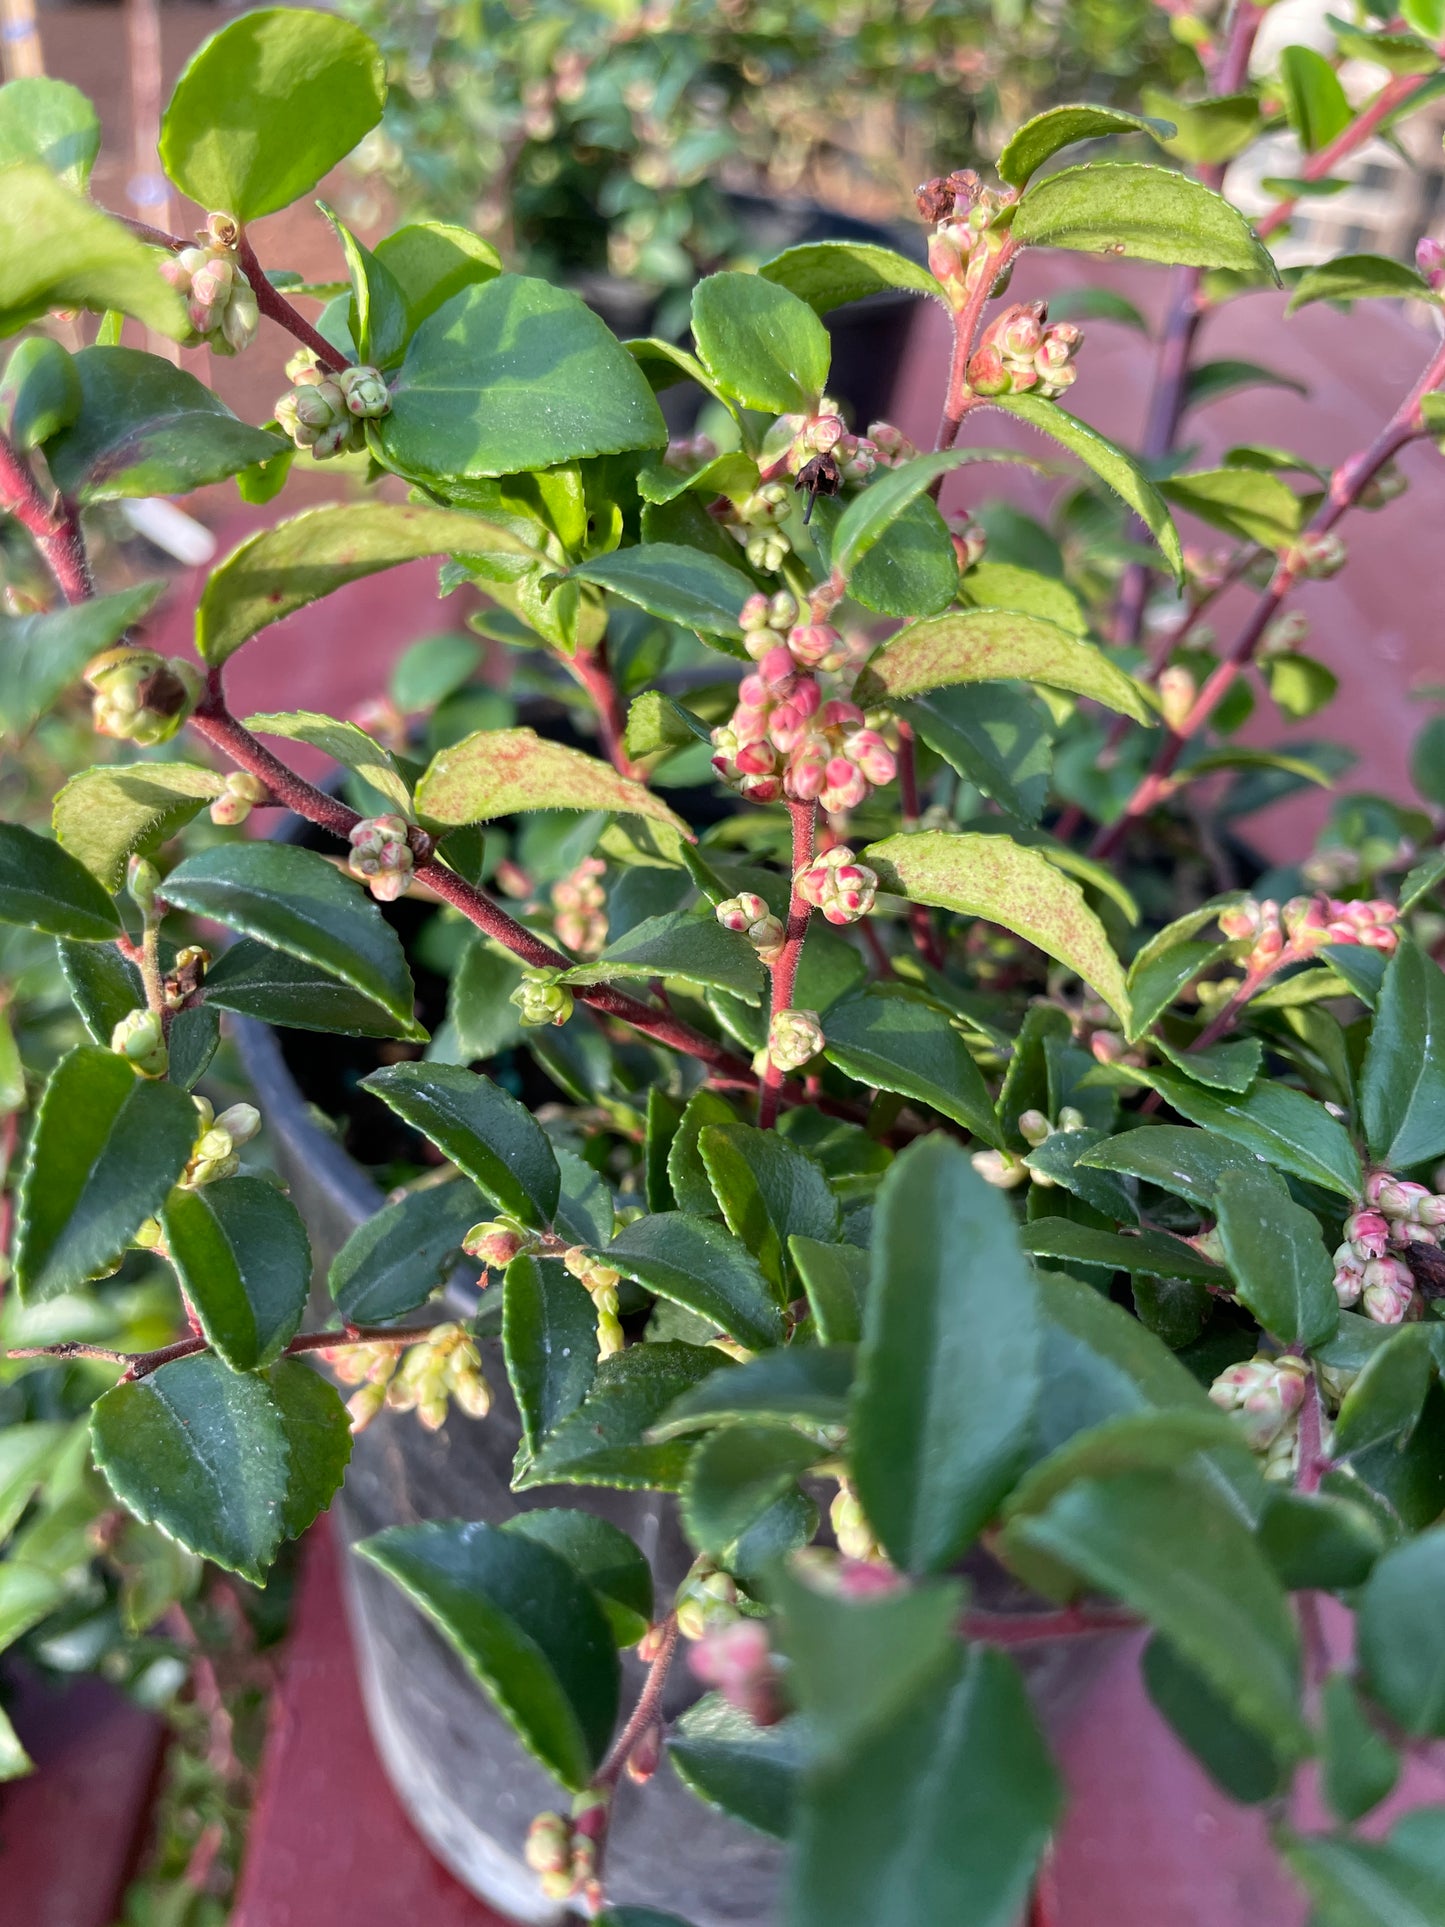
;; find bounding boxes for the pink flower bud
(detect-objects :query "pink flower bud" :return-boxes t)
[1333,1255,1365,1308]
[844,727,897,786]
[788,623,840,668]
[791,675,822,719]
[1417,236,1445,289]
[739,592,771,632]
[768,703,806,752]
[808,414,845,453]
[1344,1210,1391,1260]
[1362,1256,1414,1325]
[716,892,771,933]
[1416,1194,1445,1228]
[735,740,778,778]
[966,344,1011,395]
[738,672,769,710]
[785,740,829,801]
[740,772,784,803]
[822,699,865,731]
[992,301,1045,360]
[759,645,796,689]
[820,756,868,813]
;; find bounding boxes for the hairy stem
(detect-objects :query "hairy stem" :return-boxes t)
[1255,71,1432,243]
[933,240,1020,460]
[594,1612,680,1789]
[0,428,92,604]
[569,637,638,777]
[139,917,167,1026]
[8,1322,454,1382]
[759,800,818,1130]
[233,231,350,375]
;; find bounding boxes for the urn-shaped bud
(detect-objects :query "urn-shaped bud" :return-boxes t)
[110,1007,167,1078]
[1208,1353,1309,1451]
[347,814,414,902]
[766,1007,824,1073]
[338,364,391,419]
[84,647,202,747]
[1362,1256,1414,1325]
[511,971,575,1027]
[463,1220,528,1269]
[794,846,878,924]
[210,769,269,826]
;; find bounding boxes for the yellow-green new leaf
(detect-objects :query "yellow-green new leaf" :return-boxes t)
[416,727,691,836]
[0,162,186,340]
[862,830,1130,1024]
[242,712,413,818]
[855,608,1151,722]
[1009,163,1278,280]
[196,504,546,665]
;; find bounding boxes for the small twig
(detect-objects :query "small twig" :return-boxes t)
[961,1604,1140,1646]
[594,1612,681,1790]
[139,916,167,1025]
[8,1322,454,1381]
[1254,71,1434,243]
[1028,1848,1063,1927]
[759,800,817,1130]
[1295,1367,1329,1499]
[932,239,1020,461]
[0,428,92,604]
[569,638,638,778]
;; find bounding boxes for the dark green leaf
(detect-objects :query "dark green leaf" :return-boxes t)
[1,333,80,451]
[697,1123,839,1295]
[790,1236,868,1344]
[1288,252,1434,314]
[567,545,755,637]
[690,271,830,413]
[681,1422,821,1558]
[361,1062,559,1228]
[503,1510,652,1647]
[1079,1124,1268,1207]
[0,823,119,940]
[1282,1826,1445,1927]
[605,1212,785,1351]
[1138,1068,1362,1198]
[162,843,421,1037]
[159,9,385,222]
[380,275,666,481]
[1184,358,1307,410]
[1010,163,1278,279]
[161,1177,311,1372]
[757,240,938,312]
[0,583,163,739]
[1331,1326,1434,1460]
[998,105,1173,186]
[330,1179,483,1324]
[831,451,1039,579]
[668,1694,805,1838]
[565,910,764,1004]
[853,1138,1039,1572]
[44,348,284,502]
[903,684,1053,825]
[271,1358,352,1541]
[650,1346,854,1440]
[502,1254,598,1461]
[1215,1165,1337,1348]
[1005,1408,1242,1523]
[15,1047,197,1303]
[519,1341,723,1491]
[1020,1220,1226,1284]
[1142,1635,1286,1803]
[1024,1127,1137,1221]
[1257,1488,1386,1592]
[1358,1529,1445,1737]
[1321,1673,1399,1823]
[91,1354,288,1584]
[52,762,224,892]
[667,1090,738,1216]
[1361,942,1445,1170]
[356,1519,619,1789]
[202,937,420,1041]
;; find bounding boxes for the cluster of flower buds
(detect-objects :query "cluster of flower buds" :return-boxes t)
[1331,1173,1445,1322]
[674,1560,741,1641]
[794,846,878,925]
[830,1478,883,1562]
[759,403,880,492]
[84,647,203,747]
[111,1007,168,1079]
[274,354,391,460]
[738,591,869,676]
[326,1323,491,1433]
[563,1245,625,1357]
[181,1096,261,1190]
[1417,236,1445,292]
[210,770,269,827]
[966,301,1083,400]
[715,891,786,964]
[949,515,987,573]
[347,815,414,903]
[710,646,896,811]
[1218,892,1398,974]
[866,421,919,467]
[551,856,608,957]
[757,1007,825,1077]
[1287,531,1347,579]
[1209,1352,1310,1478]
[159,215,259,355]
[524,1794,608,1909]
[1014,1106,1087,1186]
[917,168,1017,310]
[510,968,575,1028]
[688,1616,783,1726]
[163,944,210,1014]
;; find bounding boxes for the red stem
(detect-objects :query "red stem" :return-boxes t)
[1255,72,1430,242]
[759,800,817,1131]
[932,240,1020,460]
[569,638,637,777]
[234,231,350,375]
[0,430,93,604]
[594,1613,680,1789]
[1091,333,1445,862]
[961,1604,1139,1645]
[8,1322,453,1382]
[1295,1368,1328,1498]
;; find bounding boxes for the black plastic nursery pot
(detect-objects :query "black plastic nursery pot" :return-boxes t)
[235,991,1118,1925]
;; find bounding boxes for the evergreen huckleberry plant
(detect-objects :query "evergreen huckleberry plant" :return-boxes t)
[9,8,1445,1922]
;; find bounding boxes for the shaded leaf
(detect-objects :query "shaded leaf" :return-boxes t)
[503,1510,652,1647]
[361,1062,559,1228]
[1215,1164,1337,1348]
[1360,942,1445,1170]
[329,1178,483,1324]
[519,1342,723,1492]
[502,1254,598,1461]
[0,582,162,738]
[0,823,119,940]
[757,240,938,312]
[822,987,1002,1144]
[161,1176,311,1371]
[52,762,224,893]
[668,1694,805,1838]
[605,1212,785,1351]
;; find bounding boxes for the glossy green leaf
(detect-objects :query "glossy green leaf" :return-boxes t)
[1257,1487,1386,1592]
[503,1510,652,1647]
[1215,1165,1337,1348]
[0,76,99,188]
[863,830,1130,1024]
[0,163,185,340]
[568,545,755,637]
[830,450,1036,578]
[1282,1825,1445,1927]
[159,9,385,221]
[991,391,1183,579]
[1079,1124,1268,1208]
[1161,468,1300,549]
[196,503,543,667]
[790,1641,1059,1927]
[667,1089,738,1217]
[1280,44,1353,153]
[1142,1636,1286,1804]
[1358,1529,1445,1737]
[853,1138,1039,1573]
[822,987,1002,1144]
[1010,163,1277,278]
[569,913,765,1006]
[1360,942,1445,1170]
[319,200,407,369]
[502,1254,598,1460]
[605,1212,784,1350]
[519,1342,723,1492]
[1289,251,1435,314]
[0,823,119,940]
[691,271,830,414]
[1023,1127,1137,1221]
[91,1355,289,1584]
[357,1519,618,1789]
[1020,1220,1227,1285]
[161,1177,310,1372]
[361,1062,559,1228]
[329,1178,481,1325]
[856,606,1149,721]
[668,1695,805,1839]
[1005,1469,1306,1754]
[380,275,666,481]
[1005,1408,1241,1523]
[697,1123,839,1295]
[1333,1327,1435,1461]
[681,1422,821,1558]
[373,221,502,334]
[1138,1068,1362,1198]
[270,1358,352,1542]
[202,937,421,1041]
[0,583,164,738]
[44,349,284,502]
[649,1346,853,1440]
[1321,1674,1400,1824]
[15,1047,196,1304]
[52,762,224,894]
[241,712,412,817]
[1,332,80,449]
[758,240,938,312]
[997,105,1173,186]
[162,843,420,1036]
[905,684,1053,824]
[415,727,687,838]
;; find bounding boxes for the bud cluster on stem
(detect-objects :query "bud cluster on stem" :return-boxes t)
[158,213,259,354]
[1331,1174,1445,1322]
[1209,1352,1311,1478]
